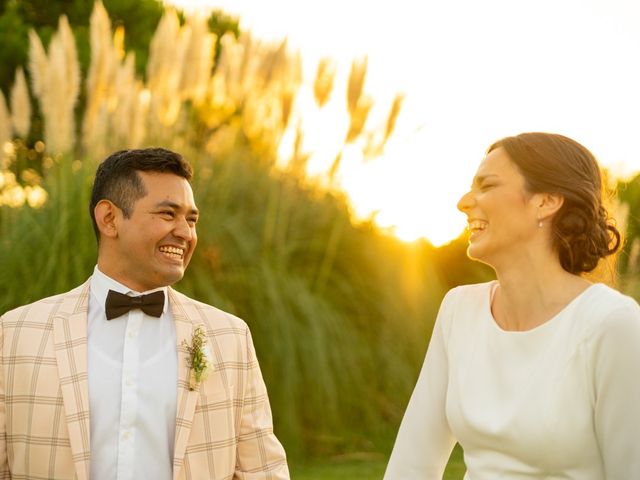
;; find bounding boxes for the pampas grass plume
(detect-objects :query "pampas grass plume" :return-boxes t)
[46,15,80,153]
[345,95,373,143]
[217,33,254,105]
[29,16,80,153]
[28,30,47,98]
[347,56,367,116]
[280,87,295,130]
[10,67,31,138]
[0,91,10,150]
[313,58,335,108]
[384,93,404,143]
[128,85,150,147]
[111,52,140,146]
[147,8,182,91]
[179,15,216,103]
[147,8,185,126]
[83,0,119,152]
[58,16,80,101]
[259,39,288,89]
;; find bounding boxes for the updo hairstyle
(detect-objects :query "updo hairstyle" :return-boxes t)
[488,132,621,274]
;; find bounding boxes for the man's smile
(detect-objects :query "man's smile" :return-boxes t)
[159,245,186,260]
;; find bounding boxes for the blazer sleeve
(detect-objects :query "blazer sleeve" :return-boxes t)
[234,327,289,479]
[384,289,458,480]
[592,300,640,479]
[0,314,9,479]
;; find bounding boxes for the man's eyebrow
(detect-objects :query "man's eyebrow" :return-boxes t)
[154,200,199,215]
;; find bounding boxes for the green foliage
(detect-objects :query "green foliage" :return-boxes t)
[0,1,30,97]
[178,140,449,457]
[617,174,640,297]
[432,236,495,289]
[0,155,97,302]
[0,6,437,459]
[618,174,640,269]
[0,0,162,81]
[207,9,239,68]
[100,0,163,78]
[0,142,452,460]
[291,444,465,479]
[291,459,387,480]
[0,0,238,96]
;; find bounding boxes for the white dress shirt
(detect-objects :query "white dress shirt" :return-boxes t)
[88,266,177,480]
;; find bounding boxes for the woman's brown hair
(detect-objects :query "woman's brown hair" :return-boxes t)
[488,132,621,274]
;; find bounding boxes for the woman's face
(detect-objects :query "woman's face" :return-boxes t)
[457,147,542,267]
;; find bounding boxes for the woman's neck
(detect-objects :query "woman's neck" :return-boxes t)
[491,256,591,331]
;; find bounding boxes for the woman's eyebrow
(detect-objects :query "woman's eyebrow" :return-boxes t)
[471,173,499,186]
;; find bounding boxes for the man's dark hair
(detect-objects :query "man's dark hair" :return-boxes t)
[89,148,193,241]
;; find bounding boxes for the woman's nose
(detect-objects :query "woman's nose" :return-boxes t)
[457,190,474,212]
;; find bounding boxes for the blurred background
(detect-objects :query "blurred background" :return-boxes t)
[0,1,638,478]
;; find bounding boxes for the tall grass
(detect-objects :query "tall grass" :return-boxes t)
[0,2,438,458]
[0,139,449,459]
[0,152,96,304]
[179,138,451,456]
[617,173,640,298]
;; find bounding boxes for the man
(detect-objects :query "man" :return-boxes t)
[0,148,289,479]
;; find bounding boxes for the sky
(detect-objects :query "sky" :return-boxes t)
[167,0,640,245]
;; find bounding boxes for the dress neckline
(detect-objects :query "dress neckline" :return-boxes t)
[486,280,601,335]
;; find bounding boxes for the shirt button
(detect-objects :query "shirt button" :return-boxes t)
[126,375,134,386]
[122,430,131,440]
[127,329,137,338]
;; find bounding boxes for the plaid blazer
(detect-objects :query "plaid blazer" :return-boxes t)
[0,279,289,480]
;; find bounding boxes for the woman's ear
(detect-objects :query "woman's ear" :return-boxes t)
[94,200,119,239]
[537,193,564,221]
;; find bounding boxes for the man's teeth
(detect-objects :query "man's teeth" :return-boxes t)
[160,246,184,257]
[468,220,487,232]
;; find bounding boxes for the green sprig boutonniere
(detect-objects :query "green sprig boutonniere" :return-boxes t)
[182,326,210,391]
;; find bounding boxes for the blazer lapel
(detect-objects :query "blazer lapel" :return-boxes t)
[169,289,200,480]
[53,280,92,480]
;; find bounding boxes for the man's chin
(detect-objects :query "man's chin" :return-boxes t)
[162,270,185,287]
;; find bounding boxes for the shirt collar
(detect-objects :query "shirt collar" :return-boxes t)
[90,266,169,315]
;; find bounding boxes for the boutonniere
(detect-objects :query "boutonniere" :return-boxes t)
[182,326,211,391]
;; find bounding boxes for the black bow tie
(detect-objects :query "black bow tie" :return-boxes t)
[105,290,165,320]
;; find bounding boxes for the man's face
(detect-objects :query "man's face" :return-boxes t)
[107,171,199,292]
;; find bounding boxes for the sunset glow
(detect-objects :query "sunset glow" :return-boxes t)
[167,0,640,246]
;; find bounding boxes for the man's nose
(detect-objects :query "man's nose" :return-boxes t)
[174,217,194,240]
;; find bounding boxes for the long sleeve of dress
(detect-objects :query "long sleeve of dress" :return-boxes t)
[591,300,640,480]
[385,282,640,479]
[384,290,457,480]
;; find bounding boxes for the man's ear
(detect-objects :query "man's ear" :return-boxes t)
[537,192,564,221]
[94,200,120,239]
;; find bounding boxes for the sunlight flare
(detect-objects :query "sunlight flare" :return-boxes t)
[164,0,640,246]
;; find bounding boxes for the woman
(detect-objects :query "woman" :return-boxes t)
[384,132,640,479]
